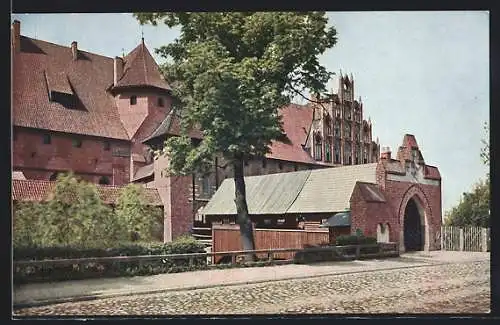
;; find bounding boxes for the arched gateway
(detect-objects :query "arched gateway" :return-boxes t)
[398,186,431,252]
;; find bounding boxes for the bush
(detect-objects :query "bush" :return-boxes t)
[335,234,377,246]
[13,236,207,284]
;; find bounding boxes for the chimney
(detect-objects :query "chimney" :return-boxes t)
[11,20,20,53]
[380,146,391,160]
[114,56,123,86]
[71,41,78,60]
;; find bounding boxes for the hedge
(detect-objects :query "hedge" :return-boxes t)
[13,236,207,284]
[335,234,377,246]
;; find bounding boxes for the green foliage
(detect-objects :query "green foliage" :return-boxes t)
[335,234,377,246]
[134,12,337,175]
[115,183,163,242]
[31,173,115,247]
[480,121,489,168]
[13,202,44,247]
[13,236,206,284]
[13,173,163,248]
[444,178,490,228]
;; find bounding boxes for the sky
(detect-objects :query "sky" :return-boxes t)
[11,12,489,216]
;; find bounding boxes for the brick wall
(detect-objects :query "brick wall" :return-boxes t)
[12,127,130,185]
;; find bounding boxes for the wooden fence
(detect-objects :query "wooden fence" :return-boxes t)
[212,224,329,263]
[441,226,490,252]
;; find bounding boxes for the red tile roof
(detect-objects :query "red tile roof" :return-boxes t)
[143,109,204,142]
[266,103,320,165]
[13,36,130,140]
[113,40,172,92]
[12,179,163,206]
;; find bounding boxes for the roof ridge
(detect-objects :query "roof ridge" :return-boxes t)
[22,35,115,61]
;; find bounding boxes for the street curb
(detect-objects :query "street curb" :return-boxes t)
[13,259,485,310]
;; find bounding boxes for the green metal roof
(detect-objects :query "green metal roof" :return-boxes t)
[287,163,377,213]
[202,163,379,217]
[201,170,312,216]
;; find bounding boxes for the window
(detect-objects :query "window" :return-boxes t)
[344,123,351,139]
[277,219,286,226]
[334,139,341,163]
[262,158,267,169]
[201,175,210,195]
[278,162,283,170]
[103,141,111,151]
[130,95,137,105]
[334,121,340,137]
[344,143,351,165]
[43,134,51,144]
[263,219,272,226]
[325,115,332,135]
[157,97,164,107]
[363,148,368,163]
[99,176,110,185]
[72,138,82,148]
[314,133,322,161]
[294,164,298,171]
[325,140,332,162]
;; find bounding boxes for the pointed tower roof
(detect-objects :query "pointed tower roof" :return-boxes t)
[113,39,171,92]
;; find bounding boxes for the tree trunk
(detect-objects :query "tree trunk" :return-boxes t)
[233,156,256,261]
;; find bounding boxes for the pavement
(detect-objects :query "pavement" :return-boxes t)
[13,251,489,308]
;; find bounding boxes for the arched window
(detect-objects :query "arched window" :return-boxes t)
[325,115,332,135]
[314,133,322,161]
[325,140,332,162]
[334,139,341,163]
[334,120,340,137]
[98,176,110,185]
[130,95,137,105]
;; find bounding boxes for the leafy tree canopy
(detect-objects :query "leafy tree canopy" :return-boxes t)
[135,12,337,174]
[445,178,490,228]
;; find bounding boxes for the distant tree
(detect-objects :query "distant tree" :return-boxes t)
[135,12,337,257]
[444,178,490,228]
[480,121,489,168]
[115,183,162,242]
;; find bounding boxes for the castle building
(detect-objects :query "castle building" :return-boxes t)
[11,20,381,242]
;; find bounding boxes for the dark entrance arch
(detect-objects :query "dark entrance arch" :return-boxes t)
[403,198,424,251]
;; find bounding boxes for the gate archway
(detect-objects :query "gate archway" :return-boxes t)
[403,198,425,251]
[398,185,431,252]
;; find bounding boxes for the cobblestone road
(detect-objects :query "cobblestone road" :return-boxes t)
[14,260,490,316]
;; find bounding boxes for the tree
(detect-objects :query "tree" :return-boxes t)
[135,12,337,256]
[36,173,114,247]
[480,121,489,168]
[13,201,44,247]
[115,183,162,242]
[444,178,489,228]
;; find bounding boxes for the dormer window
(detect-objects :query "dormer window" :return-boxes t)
[130,96,137,105]
[158,97,164,107]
